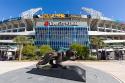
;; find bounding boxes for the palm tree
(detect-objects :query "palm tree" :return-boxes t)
[90,37,105,58]
[13,36,33,61]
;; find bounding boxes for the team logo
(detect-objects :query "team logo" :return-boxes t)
[44,21,49,26]
[43,21,79,26]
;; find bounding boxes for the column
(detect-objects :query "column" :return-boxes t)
[73,26,76,43]
[21,19,27,32]
[97,20,100,32]
[110,22,113,32]
[3,23,8,32]
[104,22,106,32]
[17,23,20,32]
[31,19,35,31]
[10,22,14,32]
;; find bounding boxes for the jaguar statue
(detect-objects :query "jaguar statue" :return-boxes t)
[36,49,77,69]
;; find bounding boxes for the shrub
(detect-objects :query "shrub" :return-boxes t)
[22,45,36,60]
[70,43,89,60]
[39,45,53,56]
[87,56,97,60]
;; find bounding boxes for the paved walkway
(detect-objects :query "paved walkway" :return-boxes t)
[0,61,36,74]
[0,61,124,83]
[0,62,85,83]
[63,61,122,83]
[78,61,125,83]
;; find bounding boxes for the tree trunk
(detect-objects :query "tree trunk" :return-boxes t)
[90,45,92,56]
[96,48,99,60]
[19,44,23,61]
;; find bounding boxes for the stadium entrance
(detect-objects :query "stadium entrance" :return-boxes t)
[35,19,89,50]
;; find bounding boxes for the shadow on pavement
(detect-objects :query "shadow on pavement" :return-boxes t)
[26,65,86,82]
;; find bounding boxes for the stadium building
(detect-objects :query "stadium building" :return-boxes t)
[0,7,125,60]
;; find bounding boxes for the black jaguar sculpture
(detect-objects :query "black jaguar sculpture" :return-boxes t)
[36,49,77,68]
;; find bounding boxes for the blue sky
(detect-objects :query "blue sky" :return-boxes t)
[0,0,125,21]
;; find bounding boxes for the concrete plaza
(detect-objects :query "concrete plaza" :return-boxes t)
[0,61,124,83]
[79,60,125,83]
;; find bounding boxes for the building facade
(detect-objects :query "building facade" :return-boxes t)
[35,20,89,50]
[0,8,125,60]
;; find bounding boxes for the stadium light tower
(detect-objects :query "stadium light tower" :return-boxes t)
[82,7,103,19]
[21,8,42,19]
